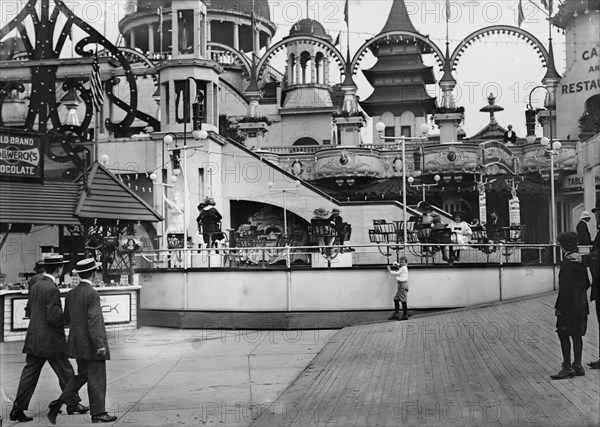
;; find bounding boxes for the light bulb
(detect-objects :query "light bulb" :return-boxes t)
[407,176,415,184]
[163,134,174,145]
[375,122,386,133]
[100,154,109,165]
[172,168,181,176]
[150,172,157,181]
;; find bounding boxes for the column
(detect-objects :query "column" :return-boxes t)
[254,26,260,56]
[287,57,294,84]
[148,25,155,54]
[130,29,136,49]
[295,56,301,85]
[310,56,316,84]
[324,58,329,85]
[206,83,214,127]
[265,36,271,50]
[207,20,212,42]
[233,23,239,51]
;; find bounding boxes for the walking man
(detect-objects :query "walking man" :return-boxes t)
[10,254,87,423]
[48,258,117,424]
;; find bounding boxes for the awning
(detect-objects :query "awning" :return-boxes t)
[0,180,81,225]
[75,163,163,222]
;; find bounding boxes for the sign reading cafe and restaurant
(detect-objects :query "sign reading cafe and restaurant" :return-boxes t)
[0,128,44,181]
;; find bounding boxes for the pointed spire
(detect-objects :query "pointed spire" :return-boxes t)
[543,38,561,81]
[439,42,455,84]
[380,0,417,33]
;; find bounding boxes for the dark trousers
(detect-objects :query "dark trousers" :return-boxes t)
[14,353,79,410]
[59,359,107,416]
[596,297,600,355]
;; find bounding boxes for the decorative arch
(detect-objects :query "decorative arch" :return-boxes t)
[450,25,550,71]
[350,31,445,76]
[207,41,252,75]
[257,35,346,81]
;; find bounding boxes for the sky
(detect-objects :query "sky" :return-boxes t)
[0,0,571,142]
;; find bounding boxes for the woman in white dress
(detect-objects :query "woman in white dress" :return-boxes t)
[447,212,472,262]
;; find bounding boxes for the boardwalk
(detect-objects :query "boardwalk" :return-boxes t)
[1,292,598,426]
[253,293,599,427]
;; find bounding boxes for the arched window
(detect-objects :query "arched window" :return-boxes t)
[293,137,319,146]
[581,94,600,133]
[315,52,324,84]
[300,51,311,84]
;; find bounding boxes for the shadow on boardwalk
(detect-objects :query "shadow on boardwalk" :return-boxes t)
[253,293,600,427]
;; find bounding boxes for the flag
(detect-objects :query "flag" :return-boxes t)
[446,0,451,20]
[334,32,341,47]
[518,0,525,27]
[343,0,349,24]
[541,0,553,15]
[90,54,104,113]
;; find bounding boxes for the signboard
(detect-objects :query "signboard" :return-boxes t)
[0,128,44,181]
[563,172,600,193]
[480,141,517,175]
[509,196,521,227]
[11,293,132,330]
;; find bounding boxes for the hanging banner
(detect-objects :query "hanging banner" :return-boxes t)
[478,180,487,225]
[509,196,521,227]
[0,128,44,182]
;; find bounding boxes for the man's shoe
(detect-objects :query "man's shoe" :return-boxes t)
[67,403,90,415]
[550,364,575,380]
[399,314,409,321]
[47,400,62,425]
[388,313,400,320]
[92,413,118,423]
[9,408,33,422]
[572,363,585,376]
[588,359,600,369]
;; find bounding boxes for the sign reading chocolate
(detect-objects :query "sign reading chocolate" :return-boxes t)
[0,129,44,181]
[480,141,517,175]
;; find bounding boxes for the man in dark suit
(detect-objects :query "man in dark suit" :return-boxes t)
[576,210,592,245]
[503,124,517,144]
[10,255,87,423]
[24,260,44,318]
[568,198,600,369]
[48,258,117,424]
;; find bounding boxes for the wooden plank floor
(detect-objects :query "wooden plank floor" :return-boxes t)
[253,293,600,426]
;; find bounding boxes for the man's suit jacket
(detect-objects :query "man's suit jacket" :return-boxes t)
[64,281,110,360]
[576,220,592,245]
[24,272,44,318]
[581,231,600,302]
[22,276,67,358]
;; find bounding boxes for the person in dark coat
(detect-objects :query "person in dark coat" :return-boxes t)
[567,198,600,369]
[503,124,517,144]
[24,260,45,318]
[550,232,590,380]
[329,208,345,245]
[10,255,87,423]
[197,197,223,247]
[48,258,117,424]
[575,210,592,246]
[486,210,505,242]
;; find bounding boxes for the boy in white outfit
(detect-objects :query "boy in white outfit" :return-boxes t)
[388,257,409,320]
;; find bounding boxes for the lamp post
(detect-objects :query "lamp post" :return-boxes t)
[375,122,429,245]
[541,137,561,246]
[525,85,558,245]
[162,76,207,269]
[267,180,300,242]
[408,174,441,201]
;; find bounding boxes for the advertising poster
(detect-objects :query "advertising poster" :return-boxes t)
[0,128,44,181]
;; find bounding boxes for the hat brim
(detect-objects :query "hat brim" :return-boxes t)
[44,260,70,266]
[72,262,101,274]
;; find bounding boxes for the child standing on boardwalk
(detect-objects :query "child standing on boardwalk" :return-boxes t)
[551,232,590,380]
[388,257,409,321]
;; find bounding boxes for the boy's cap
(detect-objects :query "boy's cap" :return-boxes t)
[557,231,578,247]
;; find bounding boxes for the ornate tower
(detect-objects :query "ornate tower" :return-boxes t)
[360,0,437,141]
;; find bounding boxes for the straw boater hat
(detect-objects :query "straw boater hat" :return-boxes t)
[72,258,102,274]
[43,254,69,266]
[580,211,592,220]
[331,208,341,214]
[313,207,330,218]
